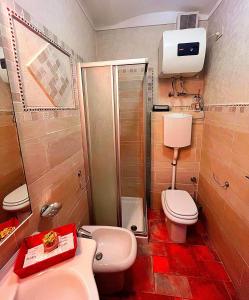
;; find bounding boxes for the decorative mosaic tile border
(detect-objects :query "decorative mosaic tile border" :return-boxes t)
[117,64,154,105]
[118,65,146,74]
[0,0,83,112]
[204,103,249,113]
[147,67,153,104]
[157,103,249,113]
[170,105,196,111]
[168,103,249,113]
[15,108,81,122]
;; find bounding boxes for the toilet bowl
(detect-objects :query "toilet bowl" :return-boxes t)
[161,189,198,243]
[2,184,30,212]
[81,225,137,273]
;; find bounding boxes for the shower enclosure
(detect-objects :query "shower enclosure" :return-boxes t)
[78,59,149,236]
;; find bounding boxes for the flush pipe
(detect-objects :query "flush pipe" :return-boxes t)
[171,148,179,190]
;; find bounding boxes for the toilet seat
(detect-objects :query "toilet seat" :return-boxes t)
[165,190,198,217]
[2,184,30,211]
[165,202,198,220]
[161,190,198,225]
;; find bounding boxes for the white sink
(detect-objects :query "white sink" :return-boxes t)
[0,238,99,300]
[82,226,137,273]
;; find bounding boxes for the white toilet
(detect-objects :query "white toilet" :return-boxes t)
[162,189,198,243]
[161,113,198,243]
[2,184,30,212]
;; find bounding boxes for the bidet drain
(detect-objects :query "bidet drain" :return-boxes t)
[95,252,103,261]
[131,225,137,232]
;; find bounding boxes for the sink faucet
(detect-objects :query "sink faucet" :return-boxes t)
[77,227,92,239]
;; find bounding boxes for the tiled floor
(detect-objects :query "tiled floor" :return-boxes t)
[98,209,237,300]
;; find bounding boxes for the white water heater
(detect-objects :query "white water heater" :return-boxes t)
[159,28,206,78]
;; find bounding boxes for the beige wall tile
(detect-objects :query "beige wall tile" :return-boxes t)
[238,267,249,300]
[202,205,245,287]
[204,0,249,105]
[21,138,50,184]
[231,131,249,171]
[46,126,82,169]
[150,191,161,210]
[66,191,89,228]
[199,108,249,298]
[222,202,249,264]
[229,162,249,210]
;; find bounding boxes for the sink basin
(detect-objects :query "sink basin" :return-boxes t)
[82,226,137,273]
[15,269,89,300]
[0,238,99,300]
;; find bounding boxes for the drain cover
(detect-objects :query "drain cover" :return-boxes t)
[95,252,103,261]
[131,225,137,232]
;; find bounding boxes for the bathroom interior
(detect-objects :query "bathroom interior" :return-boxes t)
[0,0,248,299]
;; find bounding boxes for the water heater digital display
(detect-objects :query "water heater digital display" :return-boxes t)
[177,42,199,56]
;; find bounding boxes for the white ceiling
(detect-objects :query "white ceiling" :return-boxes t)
[79,0,221,30]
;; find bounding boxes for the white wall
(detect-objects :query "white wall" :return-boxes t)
[204,0,249,104]
[15,0,96,60]
[96,24,173,71]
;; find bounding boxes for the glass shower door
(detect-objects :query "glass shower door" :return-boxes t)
[118,64,147,233]
[82,66,119,226]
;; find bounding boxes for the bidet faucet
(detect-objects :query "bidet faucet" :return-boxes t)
[77,227,92,239]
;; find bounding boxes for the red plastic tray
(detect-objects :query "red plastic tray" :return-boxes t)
[14,223,77,278]
[0,217,19,231]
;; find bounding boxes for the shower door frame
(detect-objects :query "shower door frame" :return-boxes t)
[77,58,149,236]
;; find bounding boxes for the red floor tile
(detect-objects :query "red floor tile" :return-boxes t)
[124,256,154,293]
[135,292,178,299]
[137,241,167,256]
[154,273,192,298]
[188,277,231,300]
[100,296,133,300]
[186,224,205,245]
[153,256,171,273]
[199,261,231,281]
[101,211,237,300]
[166,244,200,276]
[149,220,171,243]
[191,245,219,262]
[101,292,180,300]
